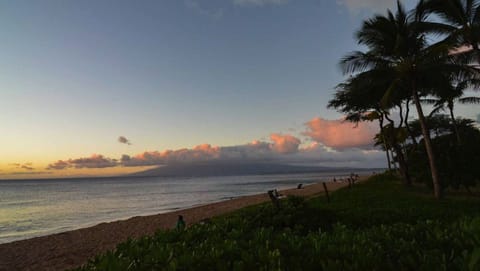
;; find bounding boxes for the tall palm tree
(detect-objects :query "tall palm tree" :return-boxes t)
[339,1,480,198]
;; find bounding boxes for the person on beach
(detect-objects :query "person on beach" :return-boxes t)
[176,215,186,230]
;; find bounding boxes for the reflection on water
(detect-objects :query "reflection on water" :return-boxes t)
[0,171,359,244]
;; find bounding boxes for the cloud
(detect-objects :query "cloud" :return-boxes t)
[118,136,132,145]
[103,134,298,168]
[46,160,70,170]
[46,154,117,170]
[45,115,385,170]
[219,140,273,160]
[2,171,52,176]
[185,0,224,19]
[69,154,117,169]
[270,133,301,154]
[337,0,397,14]
[117,141,385,169]
[304,117,378,150]
[21,165,34,170]
[286,143,386,168]
[233,0,288,7]
[10,162,34,171]
[120,138,284,167]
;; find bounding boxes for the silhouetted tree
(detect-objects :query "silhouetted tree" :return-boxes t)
[333,1,480,198]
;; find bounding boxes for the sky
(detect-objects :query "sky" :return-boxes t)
[1,0,478,179]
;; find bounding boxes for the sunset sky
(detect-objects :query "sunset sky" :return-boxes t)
[1,0,478,178]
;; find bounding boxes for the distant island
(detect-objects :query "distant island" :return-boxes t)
[128,162,381,178]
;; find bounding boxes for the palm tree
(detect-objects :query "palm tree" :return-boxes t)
[338,1,480,198]
[422,79,480,144]
[421,0,480,55]
[329,75,412,182]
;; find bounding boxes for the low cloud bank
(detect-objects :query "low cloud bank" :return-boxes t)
[10,163,35,171]
[120,133,300,167]
[1,171,52,176]
[46,116,385,170]
[46,154,117,170]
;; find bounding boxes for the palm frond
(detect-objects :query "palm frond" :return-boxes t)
[416,21,457,37]
[339,51,390,74]
[420,98,440,105]
[428,104,446,118]
[380,79,401,109]
[458,96,480,103]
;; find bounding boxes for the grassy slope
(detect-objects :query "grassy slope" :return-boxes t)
[311,173,480,227]
[77,173,480,271]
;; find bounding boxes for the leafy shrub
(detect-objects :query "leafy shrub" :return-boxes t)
[76,174,480,271]
[78,218,480,271]
[221,195,337,234]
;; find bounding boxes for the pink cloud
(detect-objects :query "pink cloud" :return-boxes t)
[121,144,222,167]
[44,119,383,170]
[120,137,301,167]
[304,117,377,149]
[192,144,220,158]
[270,133,301,154]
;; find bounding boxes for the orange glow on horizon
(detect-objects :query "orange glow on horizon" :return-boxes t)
[0,164,156,180]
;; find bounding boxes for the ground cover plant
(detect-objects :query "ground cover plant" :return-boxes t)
[77,173,480,271]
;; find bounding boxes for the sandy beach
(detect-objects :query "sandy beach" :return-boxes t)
[0,179,357,271]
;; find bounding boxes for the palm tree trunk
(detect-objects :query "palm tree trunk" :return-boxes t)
[379,114,392,171]
[448,102,461,145]
[412,89,442,199]
[404,99,417,145]
[385,115,411,186]
[386,148,392,170]
[392,143,411,185]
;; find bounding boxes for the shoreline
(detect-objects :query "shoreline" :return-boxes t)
[0,178,362,271]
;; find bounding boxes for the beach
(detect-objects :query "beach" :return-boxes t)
[0,179,355,271]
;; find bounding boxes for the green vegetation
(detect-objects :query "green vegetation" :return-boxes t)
[408,116,480,191]
[77,174,480,270]
[328,0,480,199]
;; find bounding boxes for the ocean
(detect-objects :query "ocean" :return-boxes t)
[0,171,362,244]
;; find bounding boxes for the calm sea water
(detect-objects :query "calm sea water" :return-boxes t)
[0,171,359,244]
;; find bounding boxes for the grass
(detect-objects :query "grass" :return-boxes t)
[76,173,480,271]
[311,173,480,227]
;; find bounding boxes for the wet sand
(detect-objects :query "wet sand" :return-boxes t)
[0,178,360,271]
